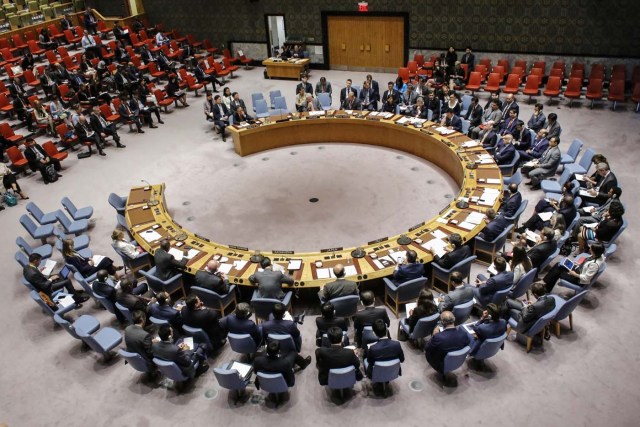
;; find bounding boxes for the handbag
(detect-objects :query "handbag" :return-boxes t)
[3,191,17,207]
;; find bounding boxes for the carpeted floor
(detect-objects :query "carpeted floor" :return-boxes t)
[1,64,639,427]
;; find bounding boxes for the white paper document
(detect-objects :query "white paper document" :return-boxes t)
[233,260,248,270]
[287,259,302,270]
[373,260,385,269]
[579,189,595,197]
[41,259,57,277]
[432,229,449,240]
[466,212,486,225]
[538,212,553,221]
[422,239,448,257]
[575,174,584,181]
[57,295,76,309]
[218,263,233,274]
[92,255,106,266]
[405,302,417,318]
[461,140,479,148]
[525,230,540,242]
[229,361,252,379]
[344,265,358,277]
[182,337,194,350]
[388,251,407,264]
[141,229,162,243]
[168,248,184,261]
[316,268,333,279]
[458,221,476,231]
[185,249,200,259]
[486,178,501,184]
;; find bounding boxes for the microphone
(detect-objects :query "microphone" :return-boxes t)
[141,180,159,206]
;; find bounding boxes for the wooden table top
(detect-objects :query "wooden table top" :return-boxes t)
[126,112,503,289]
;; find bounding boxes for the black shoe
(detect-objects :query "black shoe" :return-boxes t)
[150,125,158,129]
[44,181,49,185]
[0,205,5,211]
[524,181,533,186]
[195,362,210,376]
[138,129,145,133]
[299,356,312,370]
[544,327,551,341]
[116,143,126,148]
[222,137,226,142]
[158,120,165,124]
[75,294,90,303]
[295,311,306,325]
[99,151,107,156]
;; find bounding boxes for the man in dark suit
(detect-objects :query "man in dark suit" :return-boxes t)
[154,239,187,281]
[512,121,532,151]
[438,272,474,312]
[152,324,208,378]
[499,94,519,123]
[429,233,472,271]
[116,279,150,313]
[315,302,349,346]
[261,303,312,369]
[494,133,516,165]
[500,183,522,218]
[194,60,222,92]
[359,80,378,111]
[124,310,156,371]
[318,264,358,303]
[249,257,294,300]
[339,79,357,105]
[425,311,471,375]
[60,14,74,33]
[365,74,380,102]
[473,257,514,307]
[194,260,229,295]
[526,227,558,269]
[581,163,617,206]
[23,138,62,183]
[75,115,106,157]
[89,106,125,148]
[506,282,556,335]
[296,75,313,96]
[382,81,400,106]
[545,113,562,140]
[341,91,361,110]
[365,319,405,378]
[518,129,549,162]
[464,96,483,129]
[233,105,253,123]
[148,291,182,329]
[253,342,296,388]
[477,209,510,242]
[460,47,475,74]
[212,94,230,141]
[425,91,442,122]
[315,326,363,386]
[180,294,225,351]
[353,291,390,347]
[392,249,424,284]
[118,95,144,133]
[229,92,248,115]
[478,121,498,149]
[219,303,262,346]
[442,108,462,131]
[23,253,87,305]
[521,195,576,233]
[91,270,117,303]
[469,303,507,357]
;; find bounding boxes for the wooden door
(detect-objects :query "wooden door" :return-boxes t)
[327,15,404,72]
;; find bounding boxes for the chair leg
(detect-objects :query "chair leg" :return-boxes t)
[555,321,561,338]
[569,313,573,330]
[526,336,532,353]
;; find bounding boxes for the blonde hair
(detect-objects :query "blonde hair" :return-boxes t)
[111,228,124,241]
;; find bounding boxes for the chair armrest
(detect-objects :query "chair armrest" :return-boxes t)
[383,277,398,292]
[281,291,292,308]
[164,273,182,286]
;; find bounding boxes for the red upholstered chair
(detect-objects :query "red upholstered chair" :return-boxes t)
[398,67,410,83]
[48,25,67,44]
[571,62,585,74]
[0,81,9,96]
[213,61,230,79]
[57,46,70,58]
[492,65,505,82]
[523,75,540,102]
[485,73,501,92]
[223,48,239,64]
[570,68,584,82]
[55,123,79,148]
[130,33,145,49]
[529,68,544,85]
[611,64,626,80]
[154,89,174,112]
[42,141,68,162]
[551,61,565,76]
[549,68,564,81]
[533,61,546,75]
[11,34,28,53]
[563,77,583,107]
[407,61,418,80]
[474,64,487,82]
[514,60,527,73]
[422,61,434,78]
[172,30,187,43]
[185,74,204,96]
[148,62,166,80]
[0,122,24,144]
[222,57,239,74]
[607,80,625,111]
[46,50,60,65]
[187,34,202,49]
[6,146,29,174]
[238,51,253,69]
[632,65,640,84]
[497,59,510,73]
[503,74,520,95]
[203,39,218,55]
[590,64,605,80]
[466,72,482,93]
[0,93,14,116]
[27,40,45,59]
[1,47,20,64]
[542,76,562,102]
[585,78,603,109]
[460,63,468,80]
[97,21,113,37]
[62,56,79,72]
[99,103,120,123]
[24,70,41,90]
[479,58,491,70]
[64,30,81,48]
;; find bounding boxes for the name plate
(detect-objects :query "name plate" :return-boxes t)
[408,222,425,232]
[320,247,343,253]
[194,234,210,242]
[367,237,388,245]
[229,244,249,251]
[272,250,295,254]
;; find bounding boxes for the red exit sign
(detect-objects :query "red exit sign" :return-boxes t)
[358,2,368,12]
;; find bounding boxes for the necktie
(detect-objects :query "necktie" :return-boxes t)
[98,115,107,128]
[480,131,488,144]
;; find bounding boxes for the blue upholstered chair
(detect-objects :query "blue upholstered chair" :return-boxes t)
[191,285,237,315]
[153,358,191,390]
[30,289,75,318]
[254,99,270,118]
[266,333,297,353]
[16,236,53,259]
[368,358,401,396]
[118,349,153,374]
[328,366,357,399]
[507,311,555,353]
[472,333,507,362]
[559,139,583,167]
[53,227,90,253]
[443,345,471,376]
[26,201,58,225]
[398,312,439,345]
[473,224,513,265]
[509,268,538,299]
[139,266,185,298]
[111,243,152,276]
[318,93,332,111]
[115,302,134,324]
[20,214,55,243]
[250,290,292,321]
[558,262,606,294]
[54,313,99,341]
[108,193,127,214]
[76,321,123,362]
[383,277,427,318]
[498,150,520,176]
[549,291,589,338]
[565,147,595,176]
[431,255,477,292]
[228,333,258,357]
[540,168,572,194]
[214,365,251,403]
[60,196,94,220]
[452,299,474,325]
[328,295,360,318]
[256,372,289,407]
[55,209,89,235]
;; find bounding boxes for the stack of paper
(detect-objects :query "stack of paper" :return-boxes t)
[344,265,357,277]
[141,229,162,243]
[422,239,448,257]
[388,250,407,264]
[479,188,501,206]
[538,212,554,221]
[457,221,476,231]
[168,248,185,261]
[466,211,486,225]
[233,260,248,270]
[218,263,233,274]
[287,259,302,270]
[316,268,333,279]
[308,111,324,116]
[461,140,479,148]
[92,255,106,266]
[486,178,501,184]
[41,259,57,277]
[56,295,76,309]
[185,249,200,259]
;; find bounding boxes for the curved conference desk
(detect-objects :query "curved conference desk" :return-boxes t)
[125,111,503,290]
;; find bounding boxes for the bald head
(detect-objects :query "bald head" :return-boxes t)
[207,260,220,272]
[333,264,345,278]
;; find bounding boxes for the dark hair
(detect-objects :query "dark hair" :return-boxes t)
[485,208,496,220]
[509,108,517,115]
[406,250,417,263]
[608,200,625,219]
[235,302,252,320]
[214,95,221,101]
[541,227,555,241]
[450,271,464,285]
[494,257,507,272]
[534,103,543,111]
[132,310,146,325]
[531,282,547,298]
[372,318,387,338]
[327,326,343,344]
[508,183,519,194]
[266,341,280,356]
[417,289,434,306]
[449,233,463,248]
[552,214,566,234]
[485,303,500,320]
[591,242,605,258]
[446,108,454,113]
[260,257,272,269]
[272,303,286,320]
[511,244,532,272]
[548,113,558,121]
[120,279,133,293]
[360,290,374,306]
[96,270,108,281]
[185,294,198,310]
[610,187,622,198]
[157,292,169,305]
[29,253,42,263]
[160,239,170,251]
[158,324,172,341]
[321,302,335,319]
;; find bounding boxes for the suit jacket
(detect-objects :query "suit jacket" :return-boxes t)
[116,291,148,312]
[479,129,498,148]
[409,105,429,119]
[425,327,471,374]
[500,191,522,218]
[250,269,294,299]
[402,90,419,106]
[318,278,358,302]
[438,285,474,312]
[23,264,53,293]
[296,82,313,96]
[124,324,154,366]
[253,353,296,387]
[513,127,532,150]
[589,172,618,204]
[478,214,510,241]
[514,295,556,333]
[212,103,230,121]
[229,99,247,115]
[353,307,390,346]
[527,113,546,132]
[341,97,361,110]
[315,316,348,346]
[180,306,224,346]
[499,117,518,135]
[262,318,301,351]
[92,279,116,303]
[500,101,519,120]
[434,245,472,270]
[152,340,196,378]
[194,270,229,294]
[546,121,562,139]
[494,143,516,165]
[315,346,363,386]
[536,146,561,173]
[469,318,507,355]
[444,114,462,132]
[425,97,442,121]
[464,103,483,127]
[527,240,557,269]
[393,263,424,284]
[154,248,187,281]
[366,338,405,377]
[382,89,401,105]
[315,81,332,97]
[525,137,549,159]
[149,303,181,326]
[476,271,514,307]
[339,87,357,104]
[460,52,475,70]
[220,314,262,345]
[24,144,49,171]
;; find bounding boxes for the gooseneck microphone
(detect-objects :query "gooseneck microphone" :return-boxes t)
[141,180,159,206]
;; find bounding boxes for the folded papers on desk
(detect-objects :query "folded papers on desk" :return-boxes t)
[422,238,448,258]
[141,229,162,243]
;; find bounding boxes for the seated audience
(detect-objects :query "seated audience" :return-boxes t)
[527,103,546,132]
[23,138,62,184]
[152,324,208,378]
[545,113,562,139]
[148,291,182,329]
[23,253,88,305]
[469,303,507,357]
[523,137,561,189]
[315,326,363,386]
[249,257,294,300]
[477,208,509,241]
[111,228,146,259]
[219,302,262,347]
[505,282,556,338]
[154,239,187,280]
[406,289,439,331]
[473,257,514,307]
[424,311,471,375]
[526,227,558,270]
[543,243,606,293]
[438,272,474,312]
[354,290,390,348]
[499,183,522,218]
[124,310,156,372]
[576,200,624,254]
[315,302,348,347]
[365,319,405,378]
[63,239,120,277]
[392,249,424,284]
[318,263,358,303]
[194,260,230,294]
[493,133,516,165]
[580,163,618,206]
[180,294,226,351]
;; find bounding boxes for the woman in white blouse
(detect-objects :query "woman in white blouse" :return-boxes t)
[111,229,145,259]
[542,242,606,293]
[510,242,532,284]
